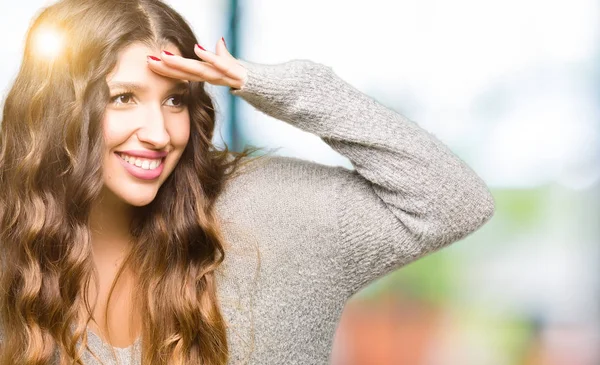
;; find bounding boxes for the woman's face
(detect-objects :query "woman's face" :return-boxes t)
[101,42,190,207]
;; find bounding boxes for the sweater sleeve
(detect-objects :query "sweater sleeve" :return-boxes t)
[229,58,495,295]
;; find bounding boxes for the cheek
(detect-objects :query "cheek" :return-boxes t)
[168,114,191,149]
[102,111,138,147]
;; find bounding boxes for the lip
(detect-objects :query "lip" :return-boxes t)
[115,152,165,180]
[118,149,168,159]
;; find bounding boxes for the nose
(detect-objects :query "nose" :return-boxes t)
[136,104,170,148]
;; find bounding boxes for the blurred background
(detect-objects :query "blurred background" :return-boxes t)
[1,0,598,364]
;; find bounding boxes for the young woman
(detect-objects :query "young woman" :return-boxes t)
[0,0,495,364]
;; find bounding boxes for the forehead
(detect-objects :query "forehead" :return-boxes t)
[106,42,184,85]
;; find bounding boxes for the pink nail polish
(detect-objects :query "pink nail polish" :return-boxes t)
[195,43,206,51]
[162,50,173,56]
[147,55,161,61]
[221,37,227,48]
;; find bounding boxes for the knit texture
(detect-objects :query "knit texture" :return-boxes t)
[63,58,494,364]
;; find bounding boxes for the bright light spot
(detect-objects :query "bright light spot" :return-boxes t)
[33,26,64,59]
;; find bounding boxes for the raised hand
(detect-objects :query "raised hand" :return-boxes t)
[146,37,248,90]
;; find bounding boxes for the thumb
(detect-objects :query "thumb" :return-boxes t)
[215,37,233,59]
[215,36,247,89]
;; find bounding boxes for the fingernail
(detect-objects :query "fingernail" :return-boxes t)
[195,43,206,51]
[162,50,174,56]
[221,37,227,48]
[147,55,161,62]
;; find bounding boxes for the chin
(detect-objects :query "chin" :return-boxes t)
[117,186,160,207]
[100,181,161,207]
[122,193,158,207]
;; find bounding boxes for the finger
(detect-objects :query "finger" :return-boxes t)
[146,56,240,86]
[194,41,239,81]
[154,52,224,82]
[146,56,204,81]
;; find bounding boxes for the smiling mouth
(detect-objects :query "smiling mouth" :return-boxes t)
[116,152,164,170]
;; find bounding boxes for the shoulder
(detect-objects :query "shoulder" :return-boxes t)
[214,151,357,238]
[219,152,354,204]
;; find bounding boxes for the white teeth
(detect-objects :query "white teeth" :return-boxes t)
[118,153,162,170]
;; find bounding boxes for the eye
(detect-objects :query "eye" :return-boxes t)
[110,92,135,106]
[165,93,189,108]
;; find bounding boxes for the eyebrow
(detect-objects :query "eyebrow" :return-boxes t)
[107,81,190,93]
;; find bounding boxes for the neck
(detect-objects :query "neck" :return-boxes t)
[87,188,141,344]
[89,186,134,263]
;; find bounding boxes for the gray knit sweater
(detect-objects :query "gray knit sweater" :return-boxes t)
[74,58,494,364]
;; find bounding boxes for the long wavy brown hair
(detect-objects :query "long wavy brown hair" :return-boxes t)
[0,0,267,364]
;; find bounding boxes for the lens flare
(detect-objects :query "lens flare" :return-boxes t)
[33,26,64,59]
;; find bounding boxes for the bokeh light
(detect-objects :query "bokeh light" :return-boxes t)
[32,25,64,59]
